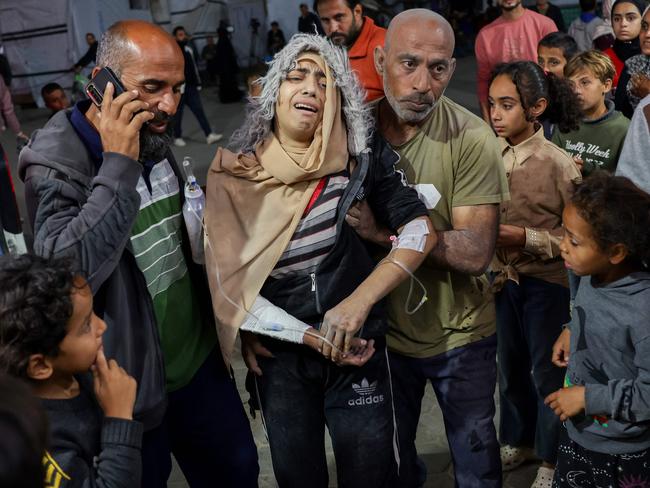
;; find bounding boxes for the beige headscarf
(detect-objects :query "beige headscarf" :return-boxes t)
[204,52,349,366]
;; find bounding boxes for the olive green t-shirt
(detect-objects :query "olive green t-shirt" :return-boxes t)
[385,96,510,358]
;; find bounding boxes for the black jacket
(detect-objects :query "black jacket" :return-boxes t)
[75,41,98,69]
[179,42,201,87]
[298,12,325,35]
[261,133,428,338]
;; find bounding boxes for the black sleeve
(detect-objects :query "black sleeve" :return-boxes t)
[95,418,143,488]
[75,43,98,69]
[366,134,429,232]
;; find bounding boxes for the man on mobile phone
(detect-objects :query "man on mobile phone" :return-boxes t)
[18,20,258,488]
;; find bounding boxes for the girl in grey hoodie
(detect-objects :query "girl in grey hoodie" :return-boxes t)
[545,173,650,487]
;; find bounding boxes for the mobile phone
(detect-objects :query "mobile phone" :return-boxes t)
[85,67,126,108]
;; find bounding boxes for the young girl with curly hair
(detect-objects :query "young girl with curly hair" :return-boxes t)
[546,173,650,487]
[488,60,582,487]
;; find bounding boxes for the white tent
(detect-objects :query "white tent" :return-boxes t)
[0,0,269,105]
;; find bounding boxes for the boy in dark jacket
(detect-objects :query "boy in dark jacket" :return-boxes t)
[0,254,142,488]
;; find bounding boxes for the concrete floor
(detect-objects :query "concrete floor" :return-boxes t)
[2,56,540,487]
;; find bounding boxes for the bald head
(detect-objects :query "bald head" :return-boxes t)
[89,20,185,163]
[96,20,181,76]
[385,9,454,54]
[375,8,456,125]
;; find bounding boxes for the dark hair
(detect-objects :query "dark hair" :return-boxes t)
[579,0,597,11]
[314,0,361,13]
[172,26,185,35]
[271,21,279,26]
[86,32,95,38]
[300,3,308,7]
[489,61,581,133]
[0,255,80,378]
[0,373,48,488]
[538,32,579,61]
[40,82,63,99]
[611,0,647,19]
[572,172,650,268]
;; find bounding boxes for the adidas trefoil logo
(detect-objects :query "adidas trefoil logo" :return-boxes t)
[348,377,384,407]
[353,378,377,395]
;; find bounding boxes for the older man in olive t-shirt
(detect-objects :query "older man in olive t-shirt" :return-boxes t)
[346,10,509,487]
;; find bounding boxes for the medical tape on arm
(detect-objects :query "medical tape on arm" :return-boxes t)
[239,295,344,353]
[391,219,429,253]
[240,295,309,343]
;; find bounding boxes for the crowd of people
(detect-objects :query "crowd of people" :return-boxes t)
[1,1,650,488]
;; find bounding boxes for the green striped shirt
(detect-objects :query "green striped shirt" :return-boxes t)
[130,160,215,392]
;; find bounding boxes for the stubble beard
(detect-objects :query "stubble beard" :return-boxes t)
[329,16,362,48]
[383,77,437,125]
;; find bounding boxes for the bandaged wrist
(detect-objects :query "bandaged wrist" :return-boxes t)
[391,219,429,253]
[240,295,309,344]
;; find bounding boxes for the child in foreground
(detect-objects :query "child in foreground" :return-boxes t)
[0,254,142,488]
[488,60,581,488]
[546,173,650,486]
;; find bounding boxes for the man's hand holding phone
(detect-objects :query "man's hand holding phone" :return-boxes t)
[97,82,154,161]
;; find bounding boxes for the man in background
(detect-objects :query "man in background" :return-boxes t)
[267,21,286,55]
[315,0,386,101]
[73,33,99,72]
[172,26,222,147]
[530,0,566,32]
[201,36,218,85]
[298,4,325,35]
